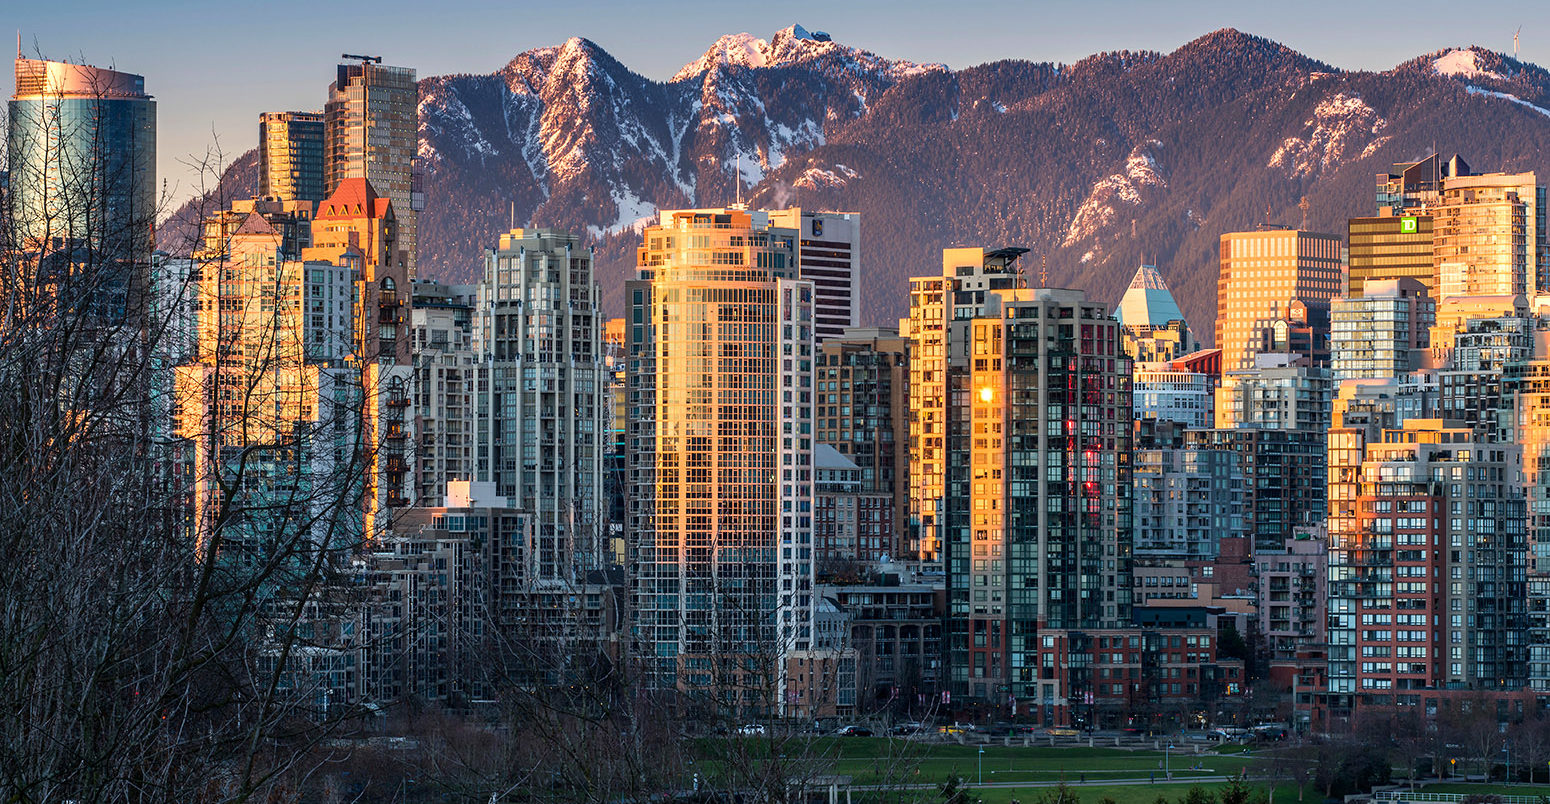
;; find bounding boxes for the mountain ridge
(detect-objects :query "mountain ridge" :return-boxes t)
[162,26,1550,338]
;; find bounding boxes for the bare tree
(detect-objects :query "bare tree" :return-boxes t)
[0,58,386,802]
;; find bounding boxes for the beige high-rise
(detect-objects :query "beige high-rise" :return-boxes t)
[1215,229,1341,371]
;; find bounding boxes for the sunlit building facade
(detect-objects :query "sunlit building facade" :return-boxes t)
[325,60,420,274]
[259,111,326,204]
[1215,229,1341,372]
[904,246,1027,561]
[1329,278,1433,383]
[626,209,815,707]
[942,287,1133,710]
[8,57,155,264]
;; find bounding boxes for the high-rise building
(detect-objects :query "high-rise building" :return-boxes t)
[1186,427,1326,555]
[473,228,606,582]
[627,208,815,707]
[1115,263,1195,362]
[816,327,910,558]
[941,287,1133,709]
[174,210,360,555]
[1132,443,1246,557]
[1215,229,1341,371]
[1433,175,1541,299]
[1329,277,1433,382]
[1375,153,1471,215]
[1347,215,1434,298]
[1372,154,1548,299]
[306,178,414,533]
[259,111,326,204]
[904,246,1028,561]
[767,208,860,343]
[409,280,475,507]
[8,57,155,264]
[325,59,420,275]
[1325,419,1527,714]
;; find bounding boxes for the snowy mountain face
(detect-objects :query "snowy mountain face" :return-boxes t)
[413,25,942,277]
[170,27,1550,333]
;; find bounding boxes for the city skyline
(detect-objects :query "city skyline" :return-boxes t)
[11,0,1550,210]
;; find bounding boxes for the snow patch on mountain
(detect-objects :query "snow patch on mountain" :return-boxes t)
[1467,85,1550,119]
[672,24,944,83]
[794,163,858,190]
[1434,49,1504,81]
[588,188,657,238]
[1063,141,1167,247]
[1268,93,1387,178]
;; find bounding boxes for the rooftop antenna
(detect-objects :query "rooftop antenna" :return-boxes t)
[734,152,743,207]
[510,200,516,230]
[1039,255,1049,287]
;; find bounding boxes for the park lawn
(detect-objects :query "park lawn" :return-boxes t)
[826,741,1252,785]
[955,781,1300,804]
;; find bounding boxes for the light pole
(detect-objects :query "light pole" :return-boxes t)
[1165,743,1173,780]
[978,746,985,784]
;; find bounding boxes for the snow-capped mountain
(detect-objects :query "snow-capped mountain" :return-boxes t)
[411,25,941,277]
[166,27,1550,332]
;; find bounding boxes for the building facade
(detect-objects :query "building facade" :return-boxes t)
[259,111,326,204]
[474,228,606,582]
[1326,420,1528,714]
[1330,277,1433,382]
[816,327,910,558]
[942,287,1134,712]
[1215,229,1341,372]
[324,59,420,274]
[626,209,816,709]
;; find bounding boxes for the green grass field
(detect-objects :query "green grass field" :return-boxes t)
[698,738,1300,804]
[826,742,1253,785]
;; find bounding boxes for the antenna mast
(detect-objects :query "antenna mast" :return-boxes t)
[1039,256,1049,287]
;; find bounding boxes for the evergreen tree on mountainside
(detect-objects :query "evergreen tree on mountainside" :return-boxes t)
[165,28,1550,335]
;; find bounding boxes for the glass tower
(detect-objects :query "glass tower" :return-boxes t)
[325,60,419,275]
[7,58,155,264]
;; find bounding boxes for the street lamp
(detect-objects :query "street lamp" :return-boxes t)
[1165,743,1171,780]
[978,746,985,784]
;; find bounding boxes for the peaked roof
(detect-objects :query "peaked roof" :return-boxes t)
[232,211,278,236]
[316,178,394,221]
[1115,264,1188,330]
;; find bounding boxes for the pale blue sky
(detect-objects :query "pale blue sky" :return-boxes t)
[9,0,1549,205]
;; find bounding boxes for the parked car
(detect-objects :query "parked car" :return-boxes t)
[736,724,767,736]
[892,721,924,736]
[834,725,873,737]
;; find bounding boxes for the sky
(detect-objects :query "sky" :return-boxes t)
[9,0,1550,207]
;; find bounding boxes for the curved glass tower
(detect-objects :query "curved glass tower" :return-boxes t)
[7,58,156,263]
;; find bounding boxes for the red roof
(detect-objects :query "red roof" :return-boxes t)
[316,178,393,220]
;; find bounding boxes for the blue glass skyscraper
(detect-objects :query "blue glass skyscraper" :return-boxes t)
[7,58,156,264]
